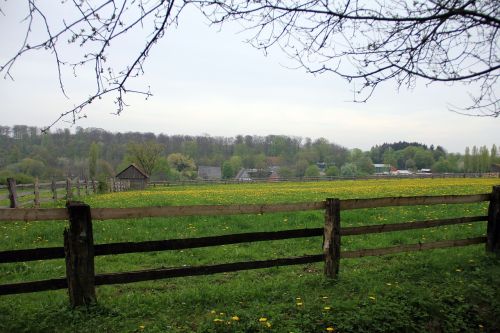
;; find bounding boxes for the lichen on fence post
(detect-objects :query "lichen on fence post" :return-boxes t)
[487,186,500,255]
[324,198,341,278]
[64,201,96,307]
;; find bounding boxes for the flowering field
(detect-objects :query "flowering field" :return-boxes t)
[1,178,499,332]
[90,177,499,206]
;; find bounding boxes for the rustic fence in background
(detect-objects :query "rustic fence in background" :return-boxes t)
[0,178,132,208]
[149,172,500,187]
[0,178,98,209]
[0,186,498,307]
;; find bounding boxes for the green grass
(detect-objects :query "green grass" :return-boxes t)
[1,178,499,332]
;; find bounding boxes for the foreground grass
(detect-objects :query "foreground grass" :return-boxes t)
[1,178,499,332]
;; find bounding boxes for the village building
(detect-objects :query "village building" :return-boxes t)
[115,164,149,190]
[198,166,222,180]
[373,164,391,174]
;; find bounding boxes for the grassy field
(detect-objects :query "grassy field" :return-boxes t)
[1,178,500,332]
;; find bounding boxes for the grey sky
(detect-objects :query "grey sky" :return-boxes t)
[0,2,498,153]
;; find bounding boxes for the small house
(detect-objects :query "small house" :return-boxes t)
[198,166,222,180]
[373,164,391,174]
[115,164,149,190]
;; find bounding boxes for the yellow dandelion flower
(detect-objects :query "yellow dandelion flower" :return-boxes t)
[213,318,224,323]
[210,310,216,314]
[296,302,303,306]
[326,327,335,331]
[231,316,240,321]
[259,317,268,322]
[265,322,272,328]
[324,306,331,311]
[139,325,145,330]
[369,296,376,300]
[322,296,328,299]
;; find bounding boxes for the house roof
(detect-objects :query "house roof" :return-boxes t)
[115,164,149,179]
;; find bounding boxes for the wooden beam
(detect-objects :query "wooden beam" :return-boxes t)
[487,186,500,254]
[323,198,341,279]
[90,202,325,220]
[340,194,490,210]
[95,228,323,256]
[0,278,67,295]
[7,178,18,208]
[341,216,487,236]
[0,247,65,263]
[34,178,40,208]
[64,202,96,307]
[94,254,324,286]
[342,237,486,259]
[0,208,67,221]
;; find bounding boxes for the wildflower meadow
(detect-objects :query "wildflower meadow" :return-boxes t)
[1,178,499,332]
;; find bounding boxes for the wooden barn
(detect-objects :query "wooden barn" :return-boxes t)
[115,164,149,190]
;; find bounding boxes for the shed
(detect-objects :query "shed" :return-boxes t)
[115,164,149,189]
[198,166,222,180]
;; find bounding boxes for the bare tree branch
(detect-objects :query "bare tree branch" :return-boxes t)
[1,0,498,128]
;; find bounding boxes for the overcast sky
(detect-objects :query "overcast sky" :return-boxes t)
[0,2,498,153]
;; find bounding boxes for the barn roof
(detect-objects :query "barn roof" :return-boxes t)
[115,164,149,179]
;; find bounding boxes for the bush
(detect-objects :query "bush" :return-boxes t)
[305,165,320,177]
[325,166,339,177]
[340,163,358,177]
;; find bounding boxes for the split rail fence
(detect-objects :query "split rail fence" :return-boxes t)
[0,178,98,208]
[0,178,129,209]
[0,186,498,307]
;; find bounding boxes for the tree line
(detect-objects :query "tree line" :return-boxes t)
[0,125,498,184]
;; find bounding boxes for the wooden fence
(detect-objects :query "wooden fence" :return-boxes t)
[0,177,132,208]
[0,178,98,209]
[150,172,500,187]
[0,186,498,307]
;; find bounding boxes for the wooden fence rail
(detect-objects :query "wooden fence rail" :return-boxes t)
[0,187,498,307]
[1,178,98,209]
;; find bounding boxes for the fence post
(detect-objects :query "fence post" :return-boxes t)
[66,178,72,201]
[324,198,341,278]
[76,178,81,197]
[51,179,58,202]
[34,178,40,208]
[7,178,18,208]
[84,178,89,196]
[91,178,97,194]
[487,186,500,254]
[64,201,96,307]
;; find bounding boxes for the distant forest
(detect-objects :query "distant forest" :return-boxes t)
[0,125,498,184]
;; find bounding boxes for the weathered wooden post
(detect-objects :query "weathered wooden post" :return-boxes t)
[487,186,500,255]
[324,198,341,278]
[66,178,72,201]
[91,178,97,194]
[34,178,40,208]
[51,179,58,202]
[84,178,89,196]
[6,178,18,208]
[76,178,81,197]
[64,201,96,307]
